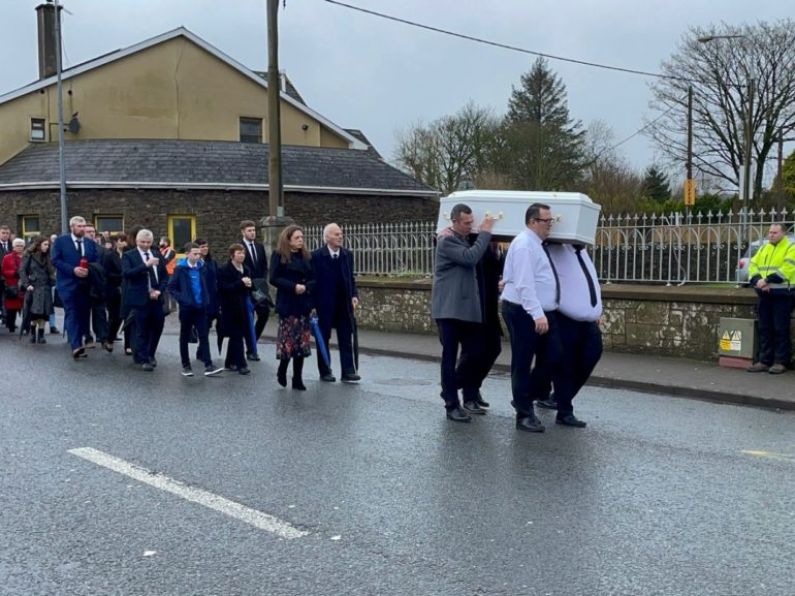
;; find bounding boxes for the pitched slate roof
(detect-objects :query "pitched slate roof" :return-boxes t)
[0,140,437,196]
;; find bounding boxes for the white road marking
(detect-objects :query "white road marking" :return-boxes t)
[68,447,309,539]
[742,449,795,462]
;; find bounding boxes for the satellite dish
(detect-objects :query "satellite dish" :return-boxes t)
[68,113,80,134]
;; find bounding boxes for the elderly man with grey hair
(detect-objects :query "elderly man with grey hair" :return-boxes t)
[311,222,361,382]
[122,228,168,371]
[52,216,99,358]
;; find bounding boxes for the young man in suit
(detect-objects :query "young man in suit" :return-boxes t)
[311,223,360,383]
[240,220,269,361]
[52,216,99,359]
[122,228,168,371]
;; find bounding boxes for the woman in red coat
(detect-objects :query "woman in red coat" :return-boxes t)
[2,238,26,332]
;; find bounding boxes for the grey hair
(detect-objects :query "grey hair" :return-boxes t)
[69,216,86,226]
[12,238,26,247]
[323,222,341,242]
[136,229,154,242]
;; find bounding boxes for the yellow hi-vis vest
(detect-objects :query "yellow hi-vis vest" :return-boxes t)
[748,236,795,288]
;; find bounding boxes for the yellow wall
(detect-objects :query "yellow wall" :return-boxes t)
[0,36,352,165]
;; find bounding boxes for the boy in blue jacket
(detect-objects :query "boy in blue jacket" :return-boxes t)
[168,243,223,377]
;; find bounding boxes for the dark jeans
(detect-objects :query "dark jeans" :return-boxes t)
[530,315,603,415]
[179,306,211,368]
[317,306,355,376]
[63,288,91,349]
[756,293,793,366]
[436,318,481,409]
[456,325,502,398]
[501,300,563,417]
[132,300,165,364]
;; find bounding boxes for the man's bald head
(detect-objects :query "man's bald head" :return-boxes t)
[324,223,343,250]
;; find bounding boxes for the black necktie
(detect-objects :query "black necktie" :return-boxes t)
[575,246,598,307]
[145,252,158,288]
[332,253,339,260]
[249,242,257,264]
[75,239,83,256]
[542,243,560,306]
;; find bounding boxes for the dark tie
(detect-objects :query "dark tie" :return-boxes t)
[75,239,83,256]
[249,242,257,264]
[144,252,158,288]
[542,243,560,306]
[332,253,339,260]
[575,245,598,308]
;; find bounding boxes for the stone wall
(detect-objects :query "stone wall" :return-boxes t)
[0,188,438,249]
[355,279,795,362]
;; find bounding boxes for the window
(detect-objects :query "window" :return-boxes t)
[30,118,46,142]
[20,215,40,240]
[167,215,196,256]
[94,215,124,234]
[239,117,262,143]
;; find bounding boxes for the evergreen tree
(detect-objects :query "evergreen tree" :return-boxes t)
[642,166,671,203]
[495,57,585,190]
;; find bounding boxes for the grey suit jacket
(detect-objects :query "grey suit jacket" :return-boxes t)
[431,230,492,322]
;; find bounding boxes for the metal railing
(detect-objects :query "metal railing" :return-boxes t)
[305,208,794,283]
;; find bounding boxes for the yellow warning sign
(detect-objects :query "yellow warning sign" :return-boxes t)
[719,330,742,353]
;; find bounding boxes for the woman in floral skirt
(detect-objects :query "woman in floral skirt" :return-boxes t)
[269,225,315,390]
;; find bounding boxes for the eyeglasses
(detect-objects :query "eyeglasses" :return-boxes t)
[533,218,554,224]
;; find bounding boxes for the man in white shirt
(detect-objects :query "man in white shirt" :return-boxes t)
[531,242,601,427]
[500,203,561,433]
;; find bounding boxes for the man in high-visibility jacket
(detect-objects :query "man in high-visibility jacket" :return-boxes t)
[747,224,795,374]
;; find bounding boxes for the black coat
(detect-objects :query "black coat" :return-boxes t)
[468,234,504,334]
[269,251,315,318]
[102,250,123,301]
[242,239,269,280]
[202,255,220,317]
[217,261,252,338]
[311,246,358,324]
[121,249,168,308]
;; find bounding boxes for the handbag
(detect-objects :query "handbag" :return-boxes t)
[4,285,19,300]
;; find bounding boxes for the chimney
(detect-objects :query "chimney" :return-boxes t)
[36,1,62,79]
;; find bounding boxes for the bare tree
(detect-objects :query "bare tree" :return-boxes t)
[394,102,498,195]
[648,20,795,198]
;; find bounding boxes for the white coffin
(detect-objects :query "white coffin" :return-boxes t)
[437,190,601,245]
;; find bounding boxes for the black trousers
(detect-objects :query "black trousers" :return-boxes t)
[530,315,603,415]
[436,318,481,409]
[501,301,563,417]
[317,305,355,376]
[132,300,165,364]
[225,333,246,369]
[455,324,502,399]
[179,306,211,368]
[106,290,122,341]
[86,295,109,343]
[756,292,793,366]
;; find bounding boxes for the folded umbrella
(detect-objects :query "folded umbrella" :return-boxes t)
[246,297,258,356]
[310,314,330,368]
[351,313,359,373]
[18,290,32,338]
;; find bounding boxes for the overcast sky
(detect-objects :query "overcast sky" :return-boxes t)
[1,0,791,182]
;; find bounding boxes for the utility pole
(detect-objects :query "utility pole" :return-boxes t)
[684,85,695,217]
[54,0,68,234]
[267,0,283,218]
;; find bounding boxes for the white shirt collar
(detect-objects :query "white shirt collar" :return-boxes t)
[327,246,341,257]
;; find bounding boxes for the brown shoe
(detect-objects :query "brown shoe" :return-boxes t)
[768,363,787,375]
[747,362,769,373]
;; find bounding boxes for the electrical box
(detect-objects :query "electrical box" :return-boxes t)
[718,317,757,366]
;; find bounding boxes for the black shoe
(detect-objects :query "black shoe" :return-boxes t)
[141,362,155,372]
[50,327,59,335]
[446,407,472,423]
[556,414,587,428]
[516,416,545,433]
[149,357,157,367]
[320,373,336,382]
[474,392,490,408]
[102,341,114,352]
[277,370,287,387]
[292,378,307,390]
[238,367,251,375]
[37,329,46,344]
[72,347,85,360]
[247,352,261,362]
[535,397,558,410]
[181,366,194,377]
[30,334,37,344]
[341,373,361,383]
[462,400,487,415]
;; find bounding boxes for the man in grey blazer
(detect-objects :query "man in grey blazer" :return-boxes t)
[432,203,496,422]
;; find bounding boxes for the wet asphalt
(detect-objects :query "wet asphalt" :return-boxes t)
[0,330,793,596]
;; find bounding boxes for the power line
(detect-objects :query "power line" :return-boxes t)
[323,0,685,81]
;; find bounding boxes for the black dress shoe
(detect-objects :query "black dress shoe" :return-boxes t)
[535,397,558,410]
[292,378,307,390]
[446,407,472,423]
[149,357,157,367]
[247,352,261,362]
[320,373,336,382]
[556,414,587,428]
[341,373,361,383]
[516,416,545,433]
[238,367,251,375]
[72,347,85,360]
[462,400,487,415]
[141,362,155,372]
[474,392,490,408]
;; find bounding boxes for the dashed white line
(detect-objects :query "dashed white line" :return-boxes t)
[68,447,309,539]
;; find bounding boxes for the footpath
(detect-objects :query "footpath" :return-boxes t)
[335,328,795,412]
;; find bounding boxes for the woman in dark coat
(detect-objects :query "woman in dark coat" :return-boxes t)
[269,225,315,390]
[196,239,219,330]
[1,238,26,333]
[19,236,56,343]
[217,243,253,375]
[103,233,127,348]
